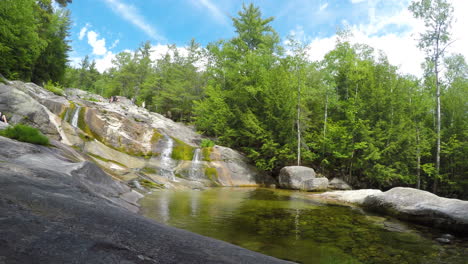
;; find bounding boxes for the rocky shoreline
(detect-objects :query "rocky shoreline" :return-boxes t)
[0,136,290,263]
[311,188,468,235]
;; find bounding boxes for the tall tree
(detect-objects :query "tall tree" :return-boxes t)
[409,0,454,192]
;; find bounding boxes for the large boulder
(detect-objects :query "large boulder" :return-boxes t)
[210,146,275,187]
[278,166,328,191]
[363,187,468,234]
[0,83,59,138]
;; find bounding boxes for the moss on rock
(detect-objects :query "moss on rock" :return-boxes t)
[171,137,195,160]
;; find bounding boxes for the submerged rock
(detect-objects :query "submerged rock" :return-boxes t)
[363,187,468,234]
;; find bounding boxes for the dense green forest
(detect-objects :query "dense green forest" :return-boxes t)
[1,1,466,198]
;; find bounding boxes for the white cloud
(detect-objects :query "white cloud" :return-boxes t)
[102,0,164,41]
[87,31,107,56]
[191,0,228,25]
[305,0,467,77]
[319,3,328,11]
[350,0,367,3]
[95,51,116,73]
[78,23,90,40]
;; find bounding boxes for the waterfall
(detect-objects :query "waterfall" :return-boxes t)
[159,135,176,181]
[70,106,81,128]
[189,148,203,180]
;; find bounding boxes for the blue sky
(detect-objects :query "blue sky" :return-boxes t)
[67,0,467,76]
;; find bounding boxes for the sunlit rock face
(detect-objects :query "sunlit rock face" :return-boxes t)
[0,80,274,189]
[363,187,468,234]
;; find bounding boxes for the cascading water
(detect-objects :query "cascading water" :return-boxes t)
[70,106,81,128]
[159,135,176,181]
[189,148,203,180]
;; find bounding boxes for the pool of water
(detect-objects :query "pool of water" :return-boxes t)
[140,188,468,264]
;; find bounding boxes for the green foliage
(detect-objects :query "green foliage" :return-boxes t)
[200,139,215,148]
[44,80,65,96]
[171,138,195,160]
[0,0,71,83]
[202,147,213,162]
[0,124,49,145]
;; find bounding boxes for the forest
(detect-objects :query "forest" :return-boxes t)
[1,1,467,198]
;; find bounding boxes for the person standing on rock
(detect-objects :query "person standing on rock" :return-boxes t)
[0,111,8,124]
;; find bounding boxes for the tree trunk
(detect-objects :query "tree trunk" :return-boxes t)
[322,90,328,156]
[297,71,301,166]
[416,126,421,189]
[434,63,441,193]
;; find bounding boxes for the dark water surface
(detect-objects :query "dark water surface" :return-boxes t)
[140,188,468,264]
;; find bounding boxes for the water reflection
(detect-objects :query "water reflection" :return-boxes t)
[140,188,468,264]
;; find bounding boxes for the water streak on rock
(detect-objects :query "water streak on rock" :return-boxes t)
[189,148,203,180]
[71,106,81,128]
[159,135,176,181]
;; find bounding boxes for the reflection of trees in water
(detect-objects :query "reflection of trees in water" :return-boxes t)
[144,188,468,264]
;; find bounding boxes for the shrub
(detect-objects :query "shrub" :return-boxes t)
[0,124,49,145]
[44,80,64,96]
[200,139,215,148]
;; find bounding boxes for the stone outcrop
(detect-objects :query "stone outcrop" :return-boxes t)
[0,80,274,189]
[328,178,352,190]
[0,136,289,263]
[278,166,328,191]
[311,189,382,204]
[363,187,468,234]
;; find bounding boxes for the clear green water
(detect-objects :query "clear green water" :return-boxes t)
[140,188,468,264]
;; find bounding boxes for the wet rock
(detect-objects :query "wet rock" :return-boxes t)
[435,238,451,244]
[311,189,383,204]
[328,178,352,190]
[278,166,317,190]
[363,187,468,234]
[442,234,455,240]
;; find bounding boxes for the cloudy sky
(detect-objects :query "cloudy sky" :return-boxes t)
[68,0,467,76]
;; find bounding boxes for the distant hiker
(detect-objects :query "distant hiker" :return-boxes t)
[0,112,8,124]
[109,95,119,103]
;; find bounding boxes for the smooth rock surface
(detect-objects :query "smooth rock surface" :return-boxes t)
[328,178,352,190]
[278,166,317,190]
[363,187,468,234]
[302,178,329,191]
[0,136,290,264]
[311,189,383,204]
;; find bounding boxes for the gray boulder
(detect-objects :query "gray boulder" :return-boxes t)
[311,189,383,204]
[328,178,352,190]
[278,166,325,190]
[363,187,468,234]
[302,178,329,191]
